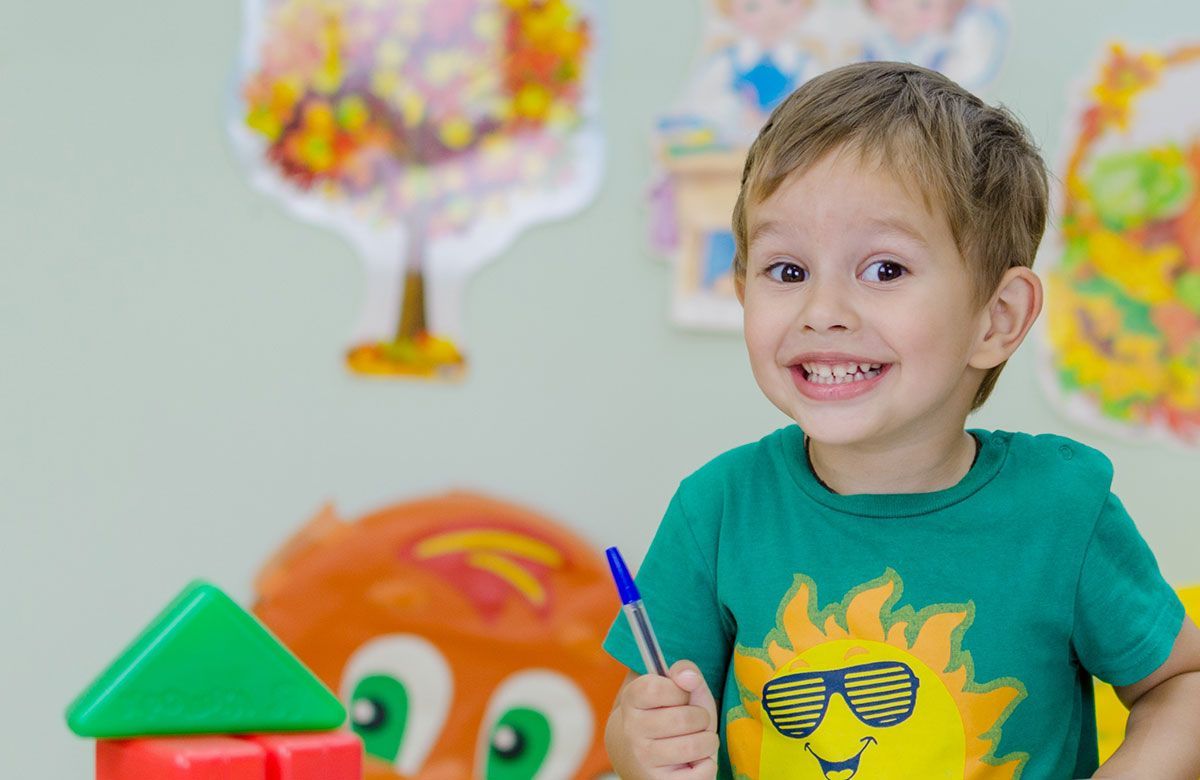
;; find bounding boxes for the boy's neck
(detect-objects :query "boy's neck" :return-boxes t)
[805,427,979,495]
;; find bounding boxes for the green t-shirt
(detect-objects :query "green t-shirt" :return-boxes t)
[604,426,1183,780]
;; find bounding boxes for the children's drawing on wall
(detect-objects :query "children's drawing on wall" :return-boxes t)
[652,0,1008,330]
[859,0,1007,90]
[1042,44,1200,445]
[231,0,602,379]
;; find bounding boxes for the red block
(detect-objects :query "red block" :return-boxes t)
[243,731,362,780]
[97,736,266,779]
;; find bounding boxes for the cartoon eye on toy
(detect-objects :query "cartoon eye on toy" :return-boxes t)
[762,660,920,739]
[340,634,453,775]
[477,669,593,780]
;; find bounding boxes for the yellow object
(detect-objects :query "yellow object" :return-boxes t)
[728,573,1023,779]
[1091,45,1165,131]
[1166,359,1200,411]
[1087,230,1182,305]
[515,84,552,121]
[414,529,564,567]
[438,117,474,150]
[313,14,344,95]
[759,641,967,778]
[336,95,368,133]
[246,107,282,142]
[1048,277,1170,404]
[302,101,335,134]
[345,335,466,380]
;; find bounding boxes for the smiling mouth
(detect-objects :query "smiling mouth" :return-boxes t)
[798,362,891,385]
[804,736,877,779]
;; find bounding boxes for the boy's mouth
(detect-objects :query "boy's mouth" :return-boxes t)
[797,361,889,385]
[789,359,893,401]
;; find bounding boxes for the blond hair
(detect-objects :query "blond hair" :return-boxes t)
[732,61,1049,410]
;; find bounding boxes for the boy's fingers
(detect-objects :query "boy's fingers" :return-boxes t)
[624,674,691,710]
[667,756,719,780]
[645,730,720,769]
[636,704,711,739]
[669,661,718,733]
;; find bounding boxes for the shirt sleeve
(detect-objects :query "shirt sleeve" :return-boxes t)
[1072,492,1185,687]
[602,488,734,700]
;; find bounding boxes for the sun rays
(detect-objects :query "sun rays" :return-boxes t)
[726,570,1027,779]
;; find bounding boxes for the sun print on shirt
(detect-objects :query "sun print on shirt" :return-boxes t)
[726,569,1028,779]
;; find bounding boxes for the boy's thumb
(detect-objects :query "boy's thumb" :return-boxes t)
[671,660,718,733]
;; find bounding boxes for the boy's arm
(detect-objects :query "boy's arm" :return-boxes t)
[1093,616,1200,779]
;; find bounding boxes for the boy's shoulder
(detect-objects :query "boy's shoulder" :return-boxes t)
[984,428,1114,491]
[981,430,1117,527]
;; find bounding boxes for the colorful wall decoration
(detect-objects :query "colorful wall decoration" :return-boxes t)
[1043,44,1200,445]
[231,0,603,379]
[252,493,624,779]
[651,0,1009,330]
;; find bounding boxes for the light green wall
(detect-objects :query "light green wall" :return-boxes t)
[3,1,1198,776]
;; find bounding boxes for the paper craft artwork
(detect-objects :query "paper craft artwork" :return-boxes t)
[232,0,602,379]
[652,0,1009,330]
[1043,44,1200,445]
[252,493,625,779]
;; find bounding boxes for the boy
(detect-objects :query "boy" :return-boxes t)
[604,62,1200,779]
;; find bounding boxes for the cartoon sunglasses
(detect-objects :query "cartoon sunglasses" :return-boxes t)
[761,660,921,738]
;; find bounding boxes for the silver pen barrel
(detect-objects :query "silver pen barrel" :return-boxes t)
[624,599,669,676]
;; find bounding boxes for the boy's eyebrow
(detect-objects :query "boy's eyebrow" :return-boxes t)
[866,215,930,248]
[747,219,786,248]
[746,215,931,253]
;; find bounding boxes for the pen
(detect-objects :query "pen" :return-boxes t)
[606,546,669,677]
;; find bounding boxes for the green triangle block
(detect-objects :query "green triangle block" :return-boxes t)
[66,580,345,738]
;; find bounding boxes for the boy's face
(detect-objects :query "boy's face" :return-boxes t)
[738,149,987,449]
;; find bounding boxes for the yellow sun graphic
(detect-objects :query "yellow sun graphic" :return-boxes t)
[727,570,1027,779]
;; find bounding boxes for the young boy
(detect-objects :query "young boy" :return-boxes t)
[604,62,1200,779]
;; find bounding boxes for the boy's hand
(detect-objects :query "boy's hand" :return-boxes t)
[606,660,719,780]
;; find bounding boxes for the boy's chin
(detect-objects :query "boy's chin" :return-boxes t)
[792,417,884,447]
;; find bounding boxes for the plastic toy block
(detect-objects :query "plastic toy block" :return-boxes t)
[96,736,266,779]
[243,731,362,780]
[66,580,345,738]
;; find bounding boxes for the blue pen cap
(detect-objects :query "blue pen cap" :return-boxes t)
[605,546,641,605]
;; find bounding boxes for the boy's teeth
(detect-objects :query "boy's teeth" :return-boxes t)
[800,361,885,385]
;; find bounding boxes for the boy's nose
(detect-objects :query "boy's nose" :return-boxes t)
[796,276,859,333]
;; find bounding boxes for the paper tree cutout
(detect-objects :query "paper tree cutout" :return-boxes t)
[232,0,602,379]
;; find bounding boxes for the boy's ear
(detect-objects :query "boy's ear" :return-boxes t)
[735,276,745,305]
[969,266,1043,370]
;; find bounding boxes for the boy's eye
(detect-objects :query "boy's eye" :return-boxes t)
[766,262,807,283]
[861,259,907,283]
